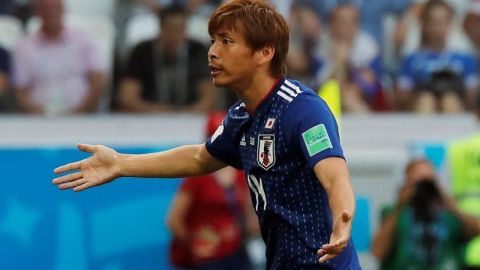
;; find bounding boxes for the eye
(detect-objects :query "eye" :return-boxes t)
[210,39,215,45]
[223,38,232,45]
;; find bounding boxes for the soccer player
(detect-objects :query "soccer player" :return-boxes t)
[52,0,361,268]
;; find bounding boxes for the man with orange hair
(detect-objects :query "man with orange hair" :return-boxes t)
[52,1,360,268]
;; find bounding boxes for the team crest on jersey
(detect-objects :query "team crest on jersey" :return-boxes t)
[257,134,275,170]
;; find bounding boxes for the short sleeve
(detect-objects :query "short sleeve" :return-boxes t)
[78,30,106,73]
[281,94,344,169]
[12,38,33,88]
[460,54,480,89]
[205,113,243,170]
[125,41,152,80]
[397,54,415,91]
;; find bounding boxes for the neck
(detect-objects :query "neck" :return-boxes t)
[41,25,63,40]
[423,40,446,52]
[234,72,278,113]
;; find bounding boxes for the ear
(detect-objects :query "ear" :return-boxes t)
[256,44,275,66]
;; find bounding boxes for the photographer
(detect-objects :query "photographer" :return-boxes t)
[372,158,480,270]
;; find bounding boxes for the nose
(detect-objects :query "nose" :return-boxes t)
[208,42,219,62]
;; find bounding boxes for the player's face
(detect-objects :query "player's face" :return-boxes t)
[208,26,258,89]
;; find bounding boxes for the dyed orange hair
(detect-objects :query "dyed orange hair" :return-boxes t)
[208,0,289,77]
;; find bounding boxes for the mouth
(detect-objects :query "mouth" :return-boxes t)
[209,65,224,76]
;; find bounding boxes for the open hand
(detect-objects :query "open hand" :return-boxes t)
[317,211,352,263]
[52,143,121,192]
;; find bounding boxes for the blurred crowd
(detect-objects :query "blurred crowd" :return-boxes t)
[0,0,479,115]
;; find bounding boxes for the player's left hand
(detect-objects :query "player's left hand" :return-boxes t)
[317,211,352,263]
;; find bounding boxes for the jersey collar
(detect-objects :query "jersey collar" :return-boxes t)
[247,77,284,115]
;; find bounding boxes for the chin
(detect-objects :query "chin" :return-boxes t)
[212,77,230,88]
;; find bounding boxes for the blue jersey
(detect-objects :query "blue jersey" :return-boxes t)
[206,79,361,269]
[398,49,479,91]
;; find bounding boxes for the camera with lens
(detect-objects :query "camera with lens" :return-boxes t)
[418,68,465,98]
[409,179,443,222]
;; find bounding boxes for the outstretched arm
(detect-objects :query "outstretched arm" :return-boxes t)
[52,143,226,191]
[314,157,355,263]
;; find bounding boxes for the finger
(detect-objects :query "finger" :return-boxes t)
[52,172,83,184]
[319,253,337,263]
[54,161,82,174]
[317,247,334,257]
[322,241,341,250]
[73,181,94,192]
[322,238,348,255]
[320,245,341,256]
[321,244,335,251]
[58,178,87,190]
[77,143,98,153]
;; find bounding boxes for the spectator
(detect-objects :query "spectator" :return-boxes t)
[138,0,220,15]
[399,0,474,63]
[292,0,413,47]
[166,111,258,270]
[286,3,322,89]
[372,158,480,270]
[113,0,219,59]
[396,0,479,113]
[12,0,106,115]
[117,5,217,113]
[464,0,480,57]
[0,45,11,111]
[316,4,384,113]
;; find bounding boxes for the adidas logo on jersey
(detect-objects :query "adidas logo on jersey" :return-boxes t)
[276,80,302,102]
[240,133,247,146]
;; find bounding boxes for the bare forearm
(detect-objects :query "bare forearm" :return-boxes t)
[394,89,412,111]
[0,73,8,96]
[15,87,43,113]
[326,178,356,222]
[122,98,172,113]
[185,80,217,112]
[315,158,355,219]
[73,72,103,113]
[466,88,477,111]
[450,206,480,238]
[166,191,192,242]
[168,220,190,242]
[315,158,355,261]
[118,144,225,178]
[371,209,400,259]
[119,78,173,113]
